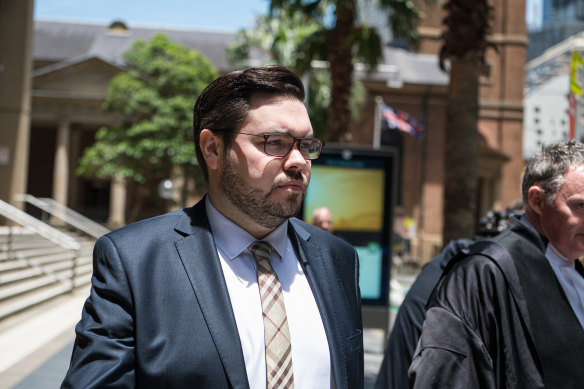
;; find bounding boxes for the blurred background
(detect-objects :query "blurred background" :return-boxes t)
[1,0,583,387]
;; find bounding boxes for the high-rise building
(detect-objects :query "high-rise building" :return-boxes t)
[528,0,584,60]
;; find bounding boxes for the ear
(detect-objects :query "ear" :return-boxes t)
[199,129,221,171]
[527,186,545,215]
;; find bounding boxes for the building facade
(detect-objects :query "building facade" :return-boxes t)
[3,0,527,263]
[524,33,584,159]
[376,0,528,259]
[528,0,584,60]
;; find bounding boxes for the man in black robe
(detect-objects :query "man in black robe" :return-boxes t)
[374,238,472,389]
[409,140,584,388]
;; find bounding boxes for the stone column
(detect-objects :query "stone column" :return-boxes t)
[0,0,34,208]
[68,129,82,209]
[52,120,71,206]
[108,176,127,228]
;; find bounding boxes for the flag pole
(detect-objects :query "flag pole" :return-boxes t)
[373,96,383,149]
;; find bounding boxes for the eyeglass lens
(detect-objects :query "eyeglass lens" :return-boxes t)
[265,134,323,159]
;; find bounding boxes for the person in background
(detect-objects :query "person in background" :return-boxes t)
[62,65,363,388]
[409,140,584,388]
[375,198,524,389]
[313,206,334,233]
[374,238,473,389]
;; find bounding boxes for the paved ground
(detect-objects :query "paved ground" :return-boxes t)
[0,289,389,388]
[0,289,89,389]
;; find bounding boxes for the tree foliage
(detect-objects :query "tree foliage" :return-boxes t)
[264,0,425,142]
[228,2,368,139]
[77,34,218,215]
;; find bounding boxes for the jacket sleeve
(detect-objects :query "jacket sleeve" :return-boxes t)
[408,255,502,389]
[408,307,495,388]
[61,235,136,388]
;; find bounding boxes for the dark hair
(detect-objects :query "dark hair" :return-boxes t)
[522,140,584,206]
[193,65,306,181]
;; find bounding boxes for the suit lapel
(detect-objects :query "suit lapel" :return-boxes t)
[174,200,250,389]
[288,220,349,388]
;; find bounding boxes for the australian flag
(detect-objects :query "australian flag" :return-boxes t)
[380,102,425,139]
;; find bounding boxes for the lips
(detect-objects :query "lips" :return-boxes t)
[277,181,305,191]
[274,178,306,191]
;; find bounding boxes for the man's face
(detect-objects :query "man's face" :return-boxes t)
[219,94,312,229]
[539,165,584,259]
[314,209,333,233]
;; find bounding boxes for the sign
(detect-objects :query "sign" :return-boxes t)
[570,50,584,96]
[301,146,397,306]
[569,51,584,139]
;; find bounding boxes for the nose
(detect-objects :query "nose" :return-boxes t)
[283,142,309,170]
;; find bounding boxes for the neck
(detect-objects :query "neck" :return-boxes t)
[207,189,277,240]
[524,208,544,237]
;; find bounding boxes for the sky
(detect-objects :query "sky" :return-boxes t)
[525,0,543,30]
[34,0,271,32]
[35,0,538,33]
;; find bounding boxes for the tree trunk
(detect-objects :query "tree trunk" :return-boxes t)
[442,57,480,245]
[326,1,355,143]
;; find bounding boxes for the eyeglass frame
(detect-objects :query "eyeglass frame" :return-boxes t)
[212,129,325,160]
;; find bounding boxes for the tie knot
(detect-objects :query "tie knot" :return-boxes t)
[249,241,273,263]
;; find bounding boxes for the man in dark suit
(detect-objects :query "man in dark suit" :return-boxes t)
[409,140,584,388]
[62,65,363,388]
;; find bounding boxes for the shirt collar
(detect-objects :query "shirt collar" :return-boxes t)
[205,196,288,261]
[547,243,576,268]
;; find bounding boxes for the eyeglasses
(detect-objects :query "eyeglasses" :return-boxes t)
[214,130,325,160]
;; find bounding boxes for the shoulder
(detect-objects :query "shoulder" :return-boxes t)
[98,208,193,252]
[431,245,508,311]
[289,218,354,251]
[444,250,504,284]
[108,209,186,237]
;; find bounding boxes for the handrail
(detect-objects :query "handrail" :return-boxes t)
[0,199,80,251]
[13,194,110,239]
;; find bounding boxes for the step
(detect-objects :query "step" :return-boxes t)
[0,272,92,321]
[0,282,79,321]
[0,246,75,261]
[0,239,60,250]
[0,256,92,284]
[0,252,81,272]
[0,263,93,302]
[0,258,29,272]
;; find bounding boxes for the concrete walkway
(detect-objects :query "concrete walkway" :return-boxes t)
[0,290,386,388]
[0,289,88,389]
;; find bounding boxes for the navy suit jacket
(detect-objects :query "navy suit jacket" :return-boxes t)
[62,198,363,388]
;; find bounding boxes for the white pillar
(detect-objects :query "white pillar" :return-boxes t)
[108,176,127,228]
[52,120,70,205]
[0,0,34,209]
[373,96,382,149]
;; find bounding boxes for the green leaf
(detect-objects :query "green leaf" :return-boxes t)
[78,34,218,189]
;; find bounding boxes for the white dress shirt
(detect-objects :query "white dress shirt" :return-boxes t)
[545,244,584,329]
[205,197,332,388]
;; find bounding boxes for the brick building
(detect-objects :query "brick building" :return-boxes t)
[1,0,527,262]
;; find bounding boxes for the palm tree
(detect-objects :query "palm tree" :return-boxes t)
[268,0,424,142]
[439,0,495,244]
[227,4,366,139]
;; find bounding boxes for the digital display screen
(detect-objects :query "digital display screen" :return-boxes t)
[303,165,385,231]
[301,147,396,305]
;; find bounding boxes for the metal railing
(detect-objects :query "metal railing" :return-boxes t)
[13,194,110,239]
[0,198,80,290]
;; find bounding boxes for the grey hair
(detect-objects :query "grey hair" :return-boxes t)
[522,140,584,206]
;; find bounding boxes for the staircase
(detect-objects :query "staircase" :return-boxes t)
[0,228,94,321]
[0,196,109,322]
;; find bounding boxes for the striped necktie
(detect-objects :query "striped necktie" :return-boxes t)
[249,241,294,388]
